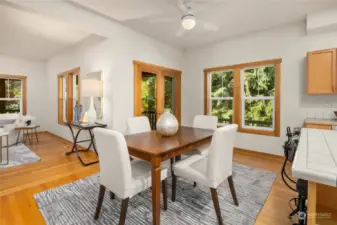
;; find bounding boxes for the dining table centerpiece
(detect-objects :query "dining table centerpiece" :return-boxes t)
[156,109,179,136]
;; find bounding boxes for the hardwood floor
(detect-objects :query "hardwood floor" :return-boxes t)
[0,132,296,225]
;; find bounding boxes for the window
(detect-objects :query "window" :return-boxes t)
[0,75,27,115]
[58,68,80,124]
[204,59,281,136]
[209,70,234,125]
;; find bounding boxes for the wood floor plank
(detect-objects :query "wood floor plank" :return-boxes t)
[0,132,296,225]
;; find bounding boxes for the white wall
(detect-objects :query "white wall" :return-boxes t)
[46,33,184,141]
[183,22,337,156]
[0,54,48,130]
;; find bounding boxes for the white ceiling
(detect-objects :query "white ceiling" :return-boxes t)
[69,0,337,49]
[0,3,91,60]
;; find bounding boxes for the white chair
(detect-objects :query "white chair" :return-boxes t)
[189,115,218,155]
[183,115,218,187]
[126,116,175,177]
[126,116,151,135]
[172,124,239,225]
[93,128,168,225]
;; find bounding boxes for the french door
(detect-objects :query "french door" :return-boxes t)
[133,60,181,129]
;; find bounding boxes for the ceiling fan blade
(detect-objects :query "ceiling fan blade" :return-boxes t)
[176,27,186,37]
[200,20,219,32]
[177,0,187,13]
[149,18,177,23]
[193,0,225,14]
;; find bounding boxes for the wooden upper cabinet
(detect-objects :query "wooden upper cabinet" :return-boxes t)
[307,48,337,94]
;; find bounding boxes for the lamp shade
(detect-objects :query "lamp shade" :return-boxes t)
[82,79,103,97]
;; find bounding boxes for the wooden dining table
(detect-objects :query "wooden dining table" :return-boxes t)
[125,126,214,225]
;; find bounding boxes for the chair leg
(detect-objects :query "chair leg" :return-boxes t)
[110,191,115,200]
[119,198,129,225]
[170,157,174,177]
[162,179,168,210]
[94,185,106,220]
[210,188,223,225]
[172,174,177,202]
[227,175,239,206]
[193,182,197,187]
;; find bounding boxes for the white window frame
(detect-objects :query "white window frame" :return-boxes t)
[209,70,234,126]
[0,78,23,114]
[240,65,275,131]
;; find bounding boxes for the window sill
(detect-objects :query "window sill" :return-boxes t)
[238,127,280,137]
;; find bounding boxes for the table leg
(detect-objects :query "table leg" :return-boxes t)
[34,127,39,143]
[89,129,98,155]
[65,127,99,166]
[28,129,32,144]
[151,156,161,225]
[16,130,21,145]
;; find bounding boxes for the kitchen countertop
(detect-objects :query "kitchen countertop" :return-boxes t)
[305,118,337,126]
[292,128,337,187]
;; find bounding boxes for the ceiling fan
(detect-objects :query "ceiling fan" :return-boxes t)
[150,0,221,37]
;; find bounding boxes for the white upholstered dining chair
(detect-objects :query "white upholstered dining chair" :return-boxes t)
[172,124,239,225]
[189,115,218,155]
[126,116,176,179]
[183,115,218,187]
[93,128,168,225]
[126,116,151,135]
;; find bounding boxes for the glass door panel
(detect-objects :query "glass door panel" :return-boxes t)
[141,72,157,130]
[134,61,181,129]
[164,76,175,115]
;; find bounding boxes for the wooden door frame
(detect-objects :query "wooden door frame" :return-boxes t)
[133,60,182,123]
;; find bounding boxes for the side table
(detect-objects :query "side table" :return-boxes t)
[15,125,40,145]
[0,132,9,165]
[65,122,107,166]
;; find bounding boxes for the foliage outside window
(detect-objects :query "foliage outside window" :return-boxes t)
[242,65,275,130]
[141,74,174,113]
[0,75,27,115]
[210,71,234,125]
[205,59,281,136]
[141,74,156,113]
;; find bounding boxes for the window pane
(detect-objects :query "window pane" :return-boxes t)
[9,79,22,98]
[0,100,20,113]
[211,71,233,97]
[0,79,7,98]
[243,66,275,97]
[164,76,175,114]
[211,100,233,124]
[244,99,273,128]
[141,73,156,113]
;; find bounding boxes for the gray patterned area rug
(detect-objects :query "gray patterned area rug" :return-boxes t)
[34,163,276,225]
[0,144,40,168]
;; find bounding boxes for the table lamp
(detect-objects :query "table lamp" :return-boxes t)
[82,79,103,124]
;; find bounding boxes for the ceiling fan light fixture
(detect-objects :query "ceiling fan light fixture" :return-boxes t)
[181,14,196,30]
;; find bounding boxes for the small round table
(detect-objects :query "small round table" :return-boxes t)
[15,125,40,145]
[0,132,9,165]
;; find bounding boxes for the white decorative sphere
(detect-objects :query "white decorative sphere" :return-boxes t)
[156,109,179,136]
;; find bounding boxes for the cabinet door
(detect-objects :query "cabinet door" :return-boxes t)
[306,124,332,130]
[307,49,336,94]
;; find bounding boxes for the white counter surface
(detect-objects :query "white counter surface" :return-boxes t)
[292,128,337,187]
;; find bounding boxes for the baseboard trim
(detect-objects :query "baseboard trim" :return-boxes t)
[234,147,284,161]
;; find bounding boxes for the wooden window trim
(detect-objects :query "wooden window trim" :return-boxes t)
[133,60,182,123]
[0,74,27,115]
[58,67,80,125]
[204,58,281,137]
